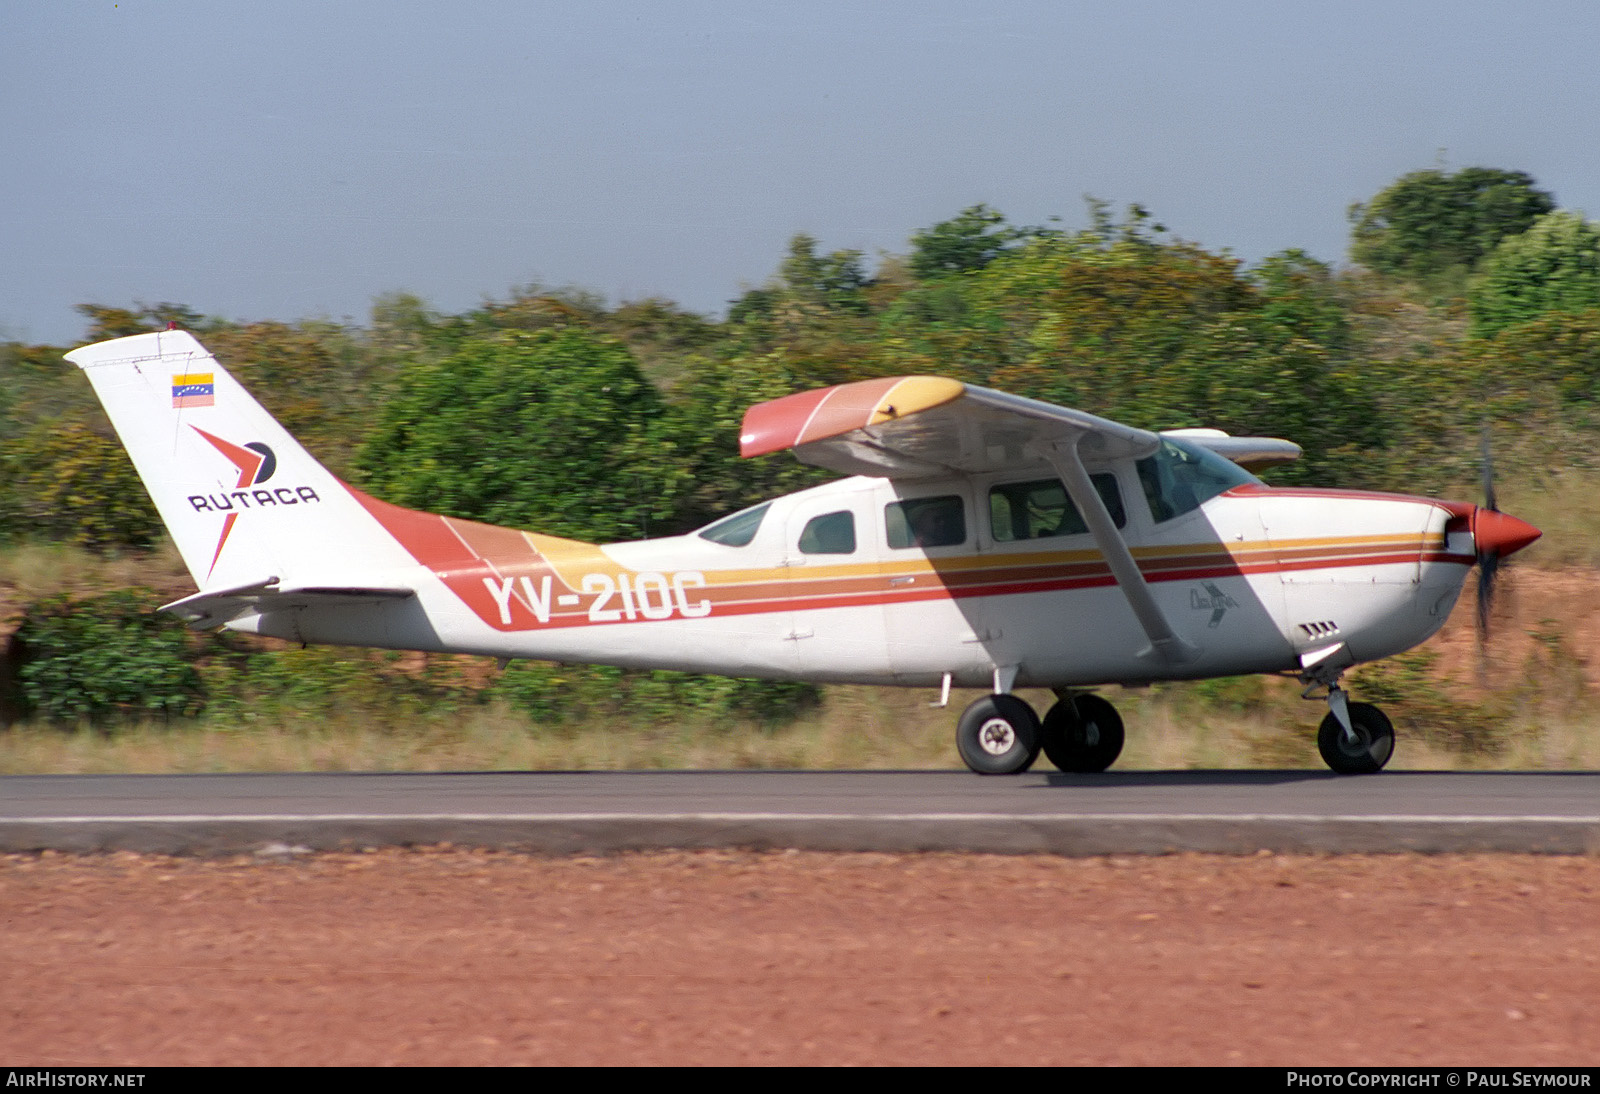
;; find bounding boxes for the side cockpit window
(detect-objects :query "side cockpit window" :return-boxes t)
[1137,438,1258,523]
[697,502,771,547]
[989,474,1124,542]
[798,510,857,555]
[885,495,966,549]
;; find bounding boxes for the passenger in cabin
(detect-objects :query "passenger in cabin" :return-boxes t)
[908,498,964,548]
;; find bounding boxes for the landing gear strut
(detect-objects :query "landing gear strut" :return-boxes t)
[1303,667,1396,774]
[1039,693,1125,773]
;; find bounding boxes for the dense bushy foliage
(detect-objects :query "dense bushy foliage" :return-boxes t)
[1469,211,1600,337]
[354,326,672,541]
[10,589,205,724]
[0,420,163,549]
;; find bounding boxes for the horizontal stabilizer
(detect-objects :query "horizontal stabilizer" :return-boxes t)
[163,577,414,630]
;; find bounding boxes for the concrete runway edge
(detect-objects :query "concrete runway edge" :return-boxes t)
[5,812,1598,856]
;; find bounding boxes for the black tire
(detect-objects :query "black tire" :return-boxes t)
[1040,694,1125,773]
[956,694,1040,775]
[1317,701,1395,774]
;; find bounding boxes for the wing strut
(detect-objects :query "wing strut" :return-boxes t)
[1042,438,1199,664]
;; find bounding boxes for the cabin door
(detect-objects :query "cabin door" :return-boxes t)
[779,490,890,681]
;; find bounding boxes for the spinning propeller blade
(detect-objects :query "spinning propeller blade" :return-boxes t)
[1472,425,1540,640]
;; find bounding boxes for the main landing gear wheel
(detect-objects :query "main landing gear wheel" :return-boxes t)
[1317,701,1395,774]
[1039,694,1125,773]
[956,694,1041,775]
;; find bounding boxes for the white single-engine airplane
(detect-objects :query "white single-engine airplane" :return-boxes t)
[68,330,1541,775]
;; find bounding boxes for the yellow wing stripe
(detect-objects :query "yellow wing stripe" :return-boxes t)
[870,376,966,426]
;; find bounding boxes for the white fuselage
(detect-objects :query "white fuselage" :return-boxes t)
[235,464,1474,690]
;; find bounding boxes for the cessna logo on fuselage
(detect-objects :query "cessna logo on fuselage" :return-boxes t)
[1190,581,1238,628]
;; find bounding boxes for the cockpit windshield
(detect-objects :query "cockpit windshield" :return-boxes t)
[1137,438,1260,523]
[696,502,771,547]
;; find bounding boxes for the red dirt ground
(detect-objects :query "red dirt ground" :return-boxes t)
[1431,568,1600,695]
[2,849,1596,1066]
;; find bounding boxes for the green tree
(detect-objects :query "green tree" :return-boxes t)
[1349,167,1554,286]
[1468,210,1600,337]
[651,352,832,532]
[0,342,90,441]
[878,222,1384,486]
[986,237,1256,417]
[354,327,670,542]
[908,204,1029,279]
[600,298,720,388]
[0,339,158,549]
[1251,249,1352,353]
[1155,312,1384,486]
[728,234,871,332]
[204,322,381,469]
[368,291,438,361]
[776,233,870,316]
[727,287,779,326]
[723,234,886,386]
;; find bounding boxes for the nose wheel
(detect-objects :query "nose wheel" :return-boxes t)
[1316,692,1395,774]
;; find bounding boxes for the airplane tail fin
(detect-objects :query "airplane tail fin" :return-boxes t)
[65,330,418,597]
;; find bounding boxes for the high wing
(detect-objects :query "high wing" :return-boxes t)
[739,375,1300,478]
[741,376,1300,666]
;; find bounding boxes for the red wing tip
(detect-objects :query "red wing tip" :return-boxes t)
[738,376,964,459]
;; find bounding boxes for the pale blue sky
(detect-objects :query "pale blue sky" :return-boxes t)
[5,1,1598,345]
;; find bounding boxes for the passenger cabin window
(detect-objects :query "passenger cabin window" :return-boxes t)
[989,474,1124,541]
[697,502,771,547]
[885,496,966,549]
[798,510,856,555]
[1137,438,1259,523]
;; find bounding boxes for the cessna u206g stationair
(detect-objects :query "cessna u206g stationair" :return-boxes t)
[68,330,1541,775]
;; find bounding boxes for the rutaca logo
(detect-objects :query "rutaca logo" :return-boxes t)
[244,441,276,484]
[188,427,321,574]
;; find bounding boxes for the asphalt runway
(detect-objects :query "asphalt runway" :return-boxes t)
[3,769,1597,854]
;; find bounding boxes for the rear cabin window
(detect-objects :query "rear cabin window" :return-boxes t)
[1136,438,1257,523]
[798,510,857,555]
[885,495,966,549]
[989,474,1124,542]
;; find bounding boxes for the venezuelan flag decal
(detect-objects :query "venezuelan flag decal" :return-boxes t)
[171,373,215,408]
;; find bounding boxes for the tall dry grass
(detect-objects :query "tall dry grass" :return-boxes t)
[4,675,1595,776]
